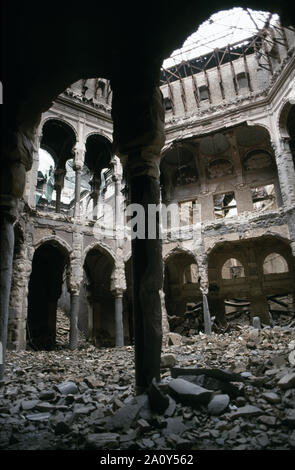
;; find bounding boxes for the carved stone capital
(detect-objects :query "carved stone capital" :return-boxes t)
[111,85,165,179]
[54,168,66,188]
[127,149,162,179]
[110,263,126,294]
[73,162,83,172]
[73,144,86,165]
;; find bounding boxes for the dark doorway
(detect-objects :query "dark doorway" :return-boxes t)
[27,242,68,350]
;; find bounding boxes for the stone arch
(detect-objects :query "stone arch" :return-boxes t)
[84,130,112,144]
[32,235,72,301]
[245,121,272,136]
[163,246,197,264]
[27,239,70,350]
[33,234,72,257]
[221,257,246,279]
[278,99,295,139]
[164,247,201,321]
[215,251,247,281]
[255,234,294,274]
[263,252,289,274]
[82,241,116,265]
[41,116,79,142]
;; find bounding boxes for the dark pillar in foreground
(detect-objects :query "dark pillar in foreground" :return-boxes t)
[111,80,165,392]
[130,173,163,389]
[0,210,15,380]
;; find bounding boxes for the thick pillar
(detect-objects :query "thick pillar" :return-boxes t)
[69,230,83,349]
[0,207,15,380]
[54,168,66,213]
[0,154,30,379]
[130,173,163,389]
[73,164,82,218]
[70,293,79,350]
[8,240,31,350]
[1,110,35,379]
[273,138,295,208]
[111,80,165,392]
[114,291,124,346]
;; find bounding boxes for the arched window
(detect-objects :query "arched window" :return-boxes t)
[199,85,209,101]
[222,258,245,279]
[236,72,248,90]
[263,253,289,274]
[183,263,199,284]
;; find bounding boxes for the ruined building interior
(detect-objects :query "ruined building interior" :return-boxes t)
[1,0,295,452]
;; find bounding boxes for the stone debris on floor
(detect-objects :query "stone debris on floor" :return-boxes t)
[0,323,295,450]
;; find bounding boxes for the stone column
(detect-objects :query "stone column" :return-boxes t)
[8,239,32,350]
[202,293,212,335]
[70,292,79,350]
[25,128,42,208]
[111,82,165,392]
[111,254,126,347]
[54,169,66,213]
[69,230,83,350]
[273,138,295,208]
[90,175,101,220]
[247,245,270,324]
[0,203,15,380]
[114,290,124,347]
[73,163,82,218]
[0,130,33,378]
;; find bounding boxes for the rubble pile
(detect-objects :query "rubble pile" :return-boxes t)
[168,302,208,336]
[1,324,295,450]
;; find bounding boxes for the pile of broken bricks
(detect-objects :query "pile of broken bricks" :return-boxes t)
[1,323,295,450]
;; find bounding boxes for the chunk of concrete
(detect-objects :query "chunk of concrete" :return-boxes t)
[160,354,177,368]
[171,367,243,382]
[167,333,183,346]
[208,394,230,416]
[54,381,78,395]
[168,378,213,406]
[105,395,148,431]
[278,372,295,390]
[252,317,261,329]
[85,433,119,450]
[229,405,263,420]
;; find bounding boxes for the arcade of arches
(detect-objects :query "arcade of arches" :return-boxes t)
[1,2,295,396]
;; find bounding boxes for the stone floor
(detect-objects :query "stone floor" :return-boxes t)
[1,322,295,451]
